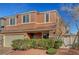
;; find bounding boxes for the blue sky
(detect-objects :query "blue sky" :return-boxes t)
[0,3,78,34]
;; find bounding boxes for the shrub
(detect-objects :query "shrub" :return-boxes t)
[47,39,55,49]
[12,39,23,50]
[40,39,49,49]
[54,39,63,49]
[31,39,48,49]
[35,39,55,49]
[31,39,37,48]
[46,48,57,55]
[40,39,55,49]
[12,39,56,50]
[21,39,32,50]
[12,39,31,50]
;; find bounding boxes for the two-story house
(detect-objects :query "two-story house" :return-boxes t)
[0,10,66,47]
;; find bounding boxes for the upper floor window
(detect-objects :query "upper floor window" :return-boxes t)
[0,20,4,26]
[23,15,29,23]
[44,13,50,23]
[9,17,16,26]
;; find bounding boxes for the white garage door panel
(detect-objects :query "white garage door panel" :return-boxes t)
[4,35,24,47]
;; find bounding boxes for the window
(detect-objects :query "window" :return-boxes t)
[23,15,29,23]
[45,13,50,23]
[43,32,49,39]
[0,20,2,26]
[9,17,16,25]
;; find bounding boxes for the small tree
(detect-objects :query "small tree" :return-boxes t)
[61,4,79,48]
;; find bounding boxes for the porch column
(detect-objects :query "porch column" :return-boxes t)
[49,31,56,39]
[24,33,30,39]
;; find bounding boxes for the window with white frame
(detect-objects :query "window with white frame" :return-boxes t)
[9,17,16,25]
[44,13,50,23]
[23,15,29,23]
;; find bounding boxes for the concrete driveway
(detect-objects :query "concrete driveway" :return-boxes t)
[0,47,14,55]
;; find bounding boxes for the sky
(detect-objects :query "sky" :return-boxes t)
[0,3,78,34]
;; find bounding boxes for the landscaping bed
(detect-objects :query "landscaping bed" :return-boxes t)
[6,48,79,55]
[11,39,63,55]
[8,48,47,55]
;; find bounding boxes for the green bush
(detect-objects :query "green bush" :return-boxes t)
[31,39,38,48]
[32,39,55,49]
[47,39,55,49]
[40,39,55,49]
[12,39,23,50]
[12,39,31,50]
[12,39,57,50]
[54,39,63,49]
[46,48,57,55]
[39,39,48,49]
[21,39,32,50]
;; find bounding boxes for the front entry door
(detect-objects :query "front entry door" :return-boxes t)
[28,33,42,39]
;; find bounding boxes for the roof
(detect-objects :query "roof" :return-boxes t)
[0,17,6,20]
[1,23,56,33]
[0,10,58,18]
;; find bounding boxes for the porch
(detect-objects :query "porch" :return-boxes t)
[1,30,55,47]
[27,31,49,39]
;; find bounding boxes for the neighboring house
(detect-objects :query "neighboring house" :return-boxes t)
[0,10,66,47]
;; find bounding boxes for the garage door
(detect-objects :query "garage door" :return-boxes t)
[4,35,24,47]
[0,35,3,47]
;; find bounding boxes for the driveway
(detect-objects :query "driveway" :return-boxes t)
[0,47,14,55]
[56,48,79,55]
